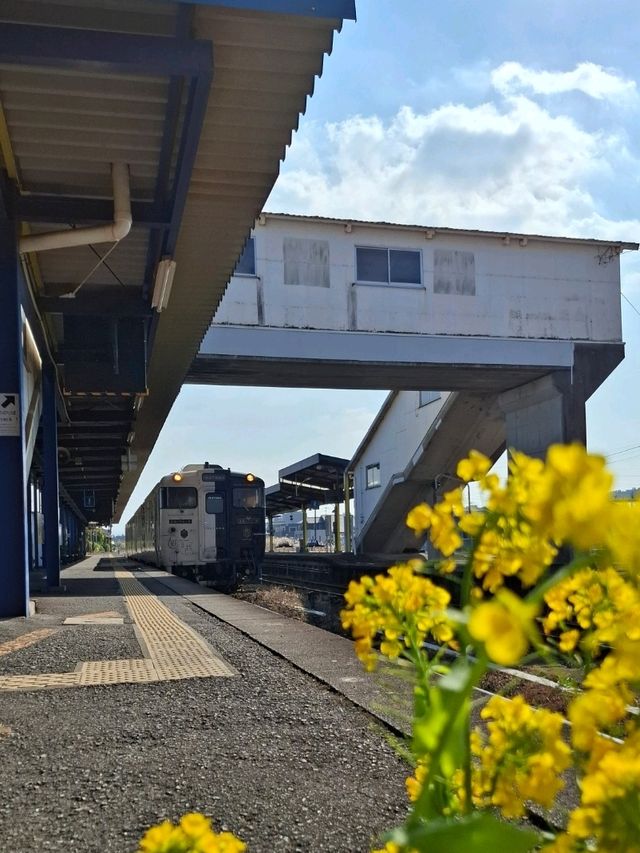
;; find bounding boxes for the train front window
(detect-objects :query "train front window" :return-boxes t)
[232,487,262,509]
[205,494,224,514]
[160,487,197,509]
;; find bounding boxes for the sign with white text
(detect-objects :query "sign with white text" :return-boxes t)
[0,394,19,437]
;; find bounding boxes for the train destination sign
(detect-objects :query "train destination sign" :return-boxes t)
[0,394,19,437]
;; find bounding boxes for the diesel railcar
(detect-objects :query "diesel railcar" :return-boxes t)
[125,463,265,590]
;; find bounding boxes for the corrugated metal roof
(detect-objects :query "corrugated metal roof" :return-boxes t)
[0,0,350,522]
[260,212,640,250]
[118,4,347,518]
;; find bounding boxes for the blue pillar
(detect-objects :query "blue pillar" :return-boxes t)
[26,475,34,572]
[43,366,60,586]
[0,222,29,616]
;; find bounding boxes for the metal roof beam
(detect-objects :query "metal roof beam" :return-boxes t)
[177,0,357,19]
[0,23,213,79]
[38,291,152,317]
[13,194,170,228]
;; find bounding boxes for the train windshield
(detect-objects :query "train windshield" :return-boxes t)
[160,487,198,509]
[205,494,224,514]
[232,486,262,509]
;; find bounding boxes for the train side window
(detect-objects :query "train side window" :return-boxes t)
[205,494,224,514]
[159,487,198,509]
[233,487,262,508]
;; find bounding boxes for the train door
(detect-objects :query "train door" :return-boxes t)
[202,491,222,562]
[205,492,227,561]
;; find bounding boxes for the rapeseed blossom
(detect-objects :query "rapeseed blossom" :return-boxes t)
[471,696,571,819]
[138,814,245,853]
[342,444,640,851]
[568,731,640,851]
[341,562,455,670]
[468,590,538,665]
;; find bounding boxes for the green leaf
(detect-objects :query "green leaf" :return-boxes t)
[400,812,540,852]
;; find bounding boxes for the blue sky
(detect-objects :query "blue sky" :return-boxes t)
[115,0,640,530]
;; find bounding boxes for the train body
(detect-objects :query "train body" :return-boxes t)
[125,463,265,589]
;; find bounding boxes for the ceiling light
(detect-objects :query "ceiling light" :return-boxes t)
[151,259,176,312]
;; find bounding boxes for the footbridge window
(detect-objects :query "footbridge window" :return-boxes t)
[366,463,381,489]
[234,237,256,276]
[356,247,422,286]
[419,391,441,407]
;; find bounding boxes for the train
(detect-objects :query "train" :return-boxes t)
[125,463,265,590]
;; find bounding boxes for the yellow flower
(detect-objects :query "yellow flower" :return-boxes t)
[568,687,629,752]
[405,760,429,803]
[138,821,183,853]
[371,843,402,853]
[468,591,538,665]
[180,814,211,840]
[558,629,580,653]
[456,449,492,483]
[341,563,454,670]
[472,695,571,819]
[137,817,245,853]
[567,731,640,851]
[406,503,433,535]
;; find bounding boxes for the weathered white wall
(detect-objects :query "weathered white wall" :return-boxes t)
[213,216,624,343]
[352,391,451,540]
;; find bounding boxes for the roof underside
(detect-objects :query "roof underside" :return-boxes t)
[0,0,350,523]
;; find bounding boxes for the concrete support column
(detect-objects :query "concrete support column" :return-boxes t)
[334,502,341,553]
[498,371,586,459]
[343,472,352,554]
[0,223,29,616]
[43,366,60,587]
[268,515,274,552]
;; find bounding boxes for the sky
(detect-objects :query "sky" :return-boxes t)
[115,0,640,531]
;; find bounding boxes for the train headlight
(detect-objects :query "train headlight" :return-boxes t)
[172,472,183,483]
[246,473,255,482]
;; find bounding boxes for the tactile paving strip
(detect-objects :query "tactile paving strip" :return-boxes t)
[0,570,234,691]
[115,572,234,680]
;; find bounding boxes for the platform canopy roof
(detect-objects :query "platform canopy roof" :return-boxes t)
[0,0,355,523]
[266,452,352,515]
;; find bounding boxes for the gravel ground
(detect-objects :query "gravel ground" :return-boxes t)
[0,564,410,852]
[0,562,139,675]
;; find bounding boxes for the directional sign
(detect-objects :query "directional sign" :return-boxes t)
[0,393,19,437]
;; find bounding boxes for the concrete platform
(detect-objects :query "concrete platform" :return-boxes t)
[0,555,411,853]
[137,565,413,733]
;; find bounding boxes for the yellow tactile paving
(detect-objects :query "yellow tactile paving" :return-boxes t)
[0,628,57,657]
[0,569,234,691]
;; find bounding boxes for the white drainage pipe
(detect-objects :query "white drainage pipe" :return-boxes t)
[19,162,132,254]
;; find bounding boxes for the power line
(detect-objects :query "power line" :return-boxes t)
[606,443,640,460]
[622,291,640,317]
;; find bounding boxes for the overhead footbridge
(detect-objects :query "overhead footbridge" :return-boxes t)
[0,1,356,616]
[192,213,637,552]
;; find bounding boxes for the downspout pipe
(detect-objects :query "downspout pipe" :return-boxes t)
[19,163,132,254]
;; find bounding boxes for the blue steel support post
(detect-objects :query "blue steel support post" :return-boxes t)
[43,366,61,586]
[26,474,34,571]
[0,222,29,616]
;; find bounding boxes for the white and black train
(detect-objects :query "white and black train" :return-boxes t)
[125,463,265,590]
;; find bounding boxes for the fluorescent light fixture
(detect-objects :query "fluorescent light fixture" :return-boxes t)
[151,258,176,312]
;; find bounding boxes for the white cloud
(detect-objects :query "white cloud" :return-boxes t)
[271,95,639,243]
[491,61,637,102]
